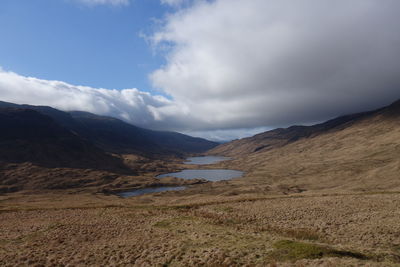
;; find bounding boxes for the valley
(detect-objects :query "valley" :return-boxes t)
[0,100,400,266]
[2,1,400,266]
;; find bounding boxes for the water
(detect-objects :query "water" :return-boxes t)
[117,186,186,198]
[118,156,242,197]
[157,169,243,182]
[185,156,231,165]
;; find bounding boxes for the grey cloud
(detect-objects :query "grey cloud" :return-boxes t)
[151,0,400,130]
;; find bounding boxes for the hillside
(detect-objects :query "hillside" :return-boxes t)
[0,108,139,192]
[69,111,217,156]
[209,99,400,192]
[0,101,218,155]
[0,101,217,193]
[209,109,383,156]
[0,108,126,170]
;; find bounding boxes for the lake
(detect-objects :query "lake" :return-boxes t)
[185,156,231,165]
[118,156,243,197]
[157,169,243,182]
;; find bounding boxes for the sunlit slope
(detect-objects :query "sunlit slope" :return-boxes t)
[212,99,400,192]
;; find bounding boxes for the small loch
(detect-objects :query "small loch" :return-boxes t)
[119,156,243,197]
[157,169,243,182]
[157,156,243,182]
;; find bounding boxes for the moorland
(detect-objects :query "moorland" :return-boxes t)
[0,99,400,266]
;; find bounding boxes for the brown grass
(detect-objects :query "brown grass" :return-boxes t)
[0,192,399,266]
[1,104,400,266]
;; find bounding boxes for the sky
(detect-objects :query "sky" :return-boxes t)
[1,0,400,141]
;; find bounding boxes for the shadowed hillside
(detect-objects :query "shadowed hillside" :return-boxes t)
[69,111,218,156]
[0,108,138,192]
[0,108,127,171]
[0,101,218,156]
[0,102,217,193]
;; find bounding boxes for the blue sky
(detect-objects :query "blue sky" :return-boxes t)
[0,0,167,92]
[0,0,399,141]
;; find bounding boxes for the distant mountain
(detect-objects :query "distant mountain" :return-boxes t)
[209,99,400,192]
[0,101,218,156]
[209,100,399,156]
[68,111,217,156]
[0,108,128,172]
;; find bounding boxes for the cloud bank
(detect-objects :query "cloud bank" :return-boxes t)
[151,0,400,129]
[0,69,194,131]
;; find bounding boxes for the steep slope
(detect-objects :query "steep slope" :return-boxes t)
[212,99,400,192]
[0,101,218,155]
[209,105,384,156]
[69,111,217,155]
[0,108,128,171]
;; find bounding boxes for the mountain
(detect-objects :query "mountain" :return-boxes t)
[210,99,400,192]
[0,101,218,156]
[68,111,217,156]
[0,107,136,192]
[0,108,128,172]
[209,101,394,156]
[0,101,217,192]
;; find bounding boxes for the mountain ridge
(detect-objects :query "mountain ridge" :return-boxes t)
[0,100,218,156]
[209,99,399,156]
[209,98,400,193]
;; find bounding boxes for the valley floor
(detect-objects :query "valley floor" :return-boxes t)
[1,189,399,266]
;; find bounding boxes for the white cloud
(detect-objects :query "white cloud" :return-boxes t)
[75,0,129,6]
[151,0,400,130]
[0,69,192,131]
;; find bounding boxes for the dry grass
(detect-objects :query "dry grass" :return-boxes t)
[1,104,400,266]
[210,114,400,194]
[0,192,399,266]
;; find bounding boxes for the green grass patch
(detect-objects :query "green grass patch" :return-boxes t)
[281,228,321,241]
[269,240,368,262]
[213,206,235,213]
[154,219,171,228]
